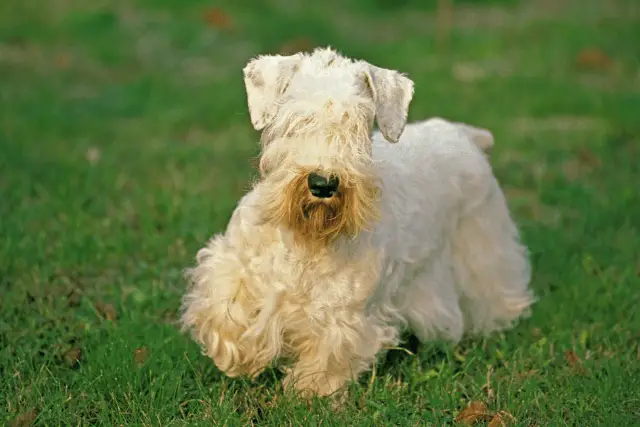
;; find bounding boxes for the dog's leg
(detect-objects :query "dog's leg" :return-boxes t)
[399,254,465,343]
[282,317,391,398]
[282,351,355,399]
[452,178,535,334]
[180,236,282,378]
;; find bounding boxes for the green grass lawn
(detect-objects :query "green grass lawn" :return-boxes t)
[1,0,639,424]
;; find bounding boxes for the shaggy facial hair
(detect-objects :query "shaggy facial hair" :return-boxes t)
[261,169,379,250]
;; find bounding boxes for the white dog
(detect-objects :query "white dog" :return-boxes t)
[180,47,534,398]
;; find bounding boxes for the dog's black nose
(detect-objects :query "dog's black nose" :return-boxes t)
[307,173,339,198]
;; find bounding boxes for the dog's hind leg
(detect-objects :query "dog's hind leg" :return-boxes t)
[399,254,465,343]
[452,178,535,335]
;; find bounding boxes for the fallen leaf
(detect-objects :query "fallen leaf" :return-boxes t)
[204,7,233,30]
[565,350,586,373]
[96,301,117,321]
[488,413,506,427]
[575,47,613,70]
[455,401,492,425]
[54,53,70,70]
[63,347,82,368]
[9,409,37,427]
[279,37,314,55]
[488,411,516,427]
[576,147,601,168]
[565,350,580,367]
[134,347,148,365]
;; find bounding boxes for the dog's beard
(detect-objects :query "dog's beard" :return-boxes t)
[260,169,379,250]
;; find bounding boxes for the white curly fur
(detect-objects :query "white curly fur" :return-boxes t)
[180,47,535,398]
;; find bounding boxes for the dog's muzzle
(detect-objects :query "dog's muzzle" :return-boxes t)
[307,173,339,198]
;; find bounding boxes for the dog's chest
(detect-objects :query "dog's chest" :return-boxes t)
[278,244,384,318]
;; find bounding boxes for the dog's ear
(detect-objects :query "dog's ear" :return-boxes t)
[242,54,303,131]
[454,122,495,152]
[362,64,415,143]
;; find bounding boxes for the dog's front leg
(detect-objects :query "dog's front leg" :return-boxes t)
[180,236,283,378]
[283,350,357,398]
[282,315,392,398]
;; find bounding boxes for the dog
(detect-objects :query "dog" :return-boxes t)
[180,47,534,398]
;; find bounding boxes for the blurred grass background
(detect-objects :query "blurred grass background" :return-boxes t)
[1,0,639,425]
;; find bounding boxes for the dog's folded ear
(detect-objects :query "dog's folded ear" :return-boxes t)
[243,54,303,131]
[362,63,415,143]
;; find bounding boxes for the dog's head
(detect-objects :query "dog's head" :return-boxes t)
[242,47,414,248]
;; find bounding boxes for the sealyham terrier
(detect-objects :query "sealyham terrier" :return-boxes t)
[180,47,535,399]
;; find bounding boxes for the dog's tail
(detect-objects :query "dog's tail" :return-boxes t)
[454,122,494,152]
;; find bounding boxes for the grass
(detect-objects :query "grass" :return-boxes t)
[1,0,639,424]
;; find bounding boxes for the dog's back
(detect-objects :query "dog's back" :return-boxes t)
[369,117,495,260]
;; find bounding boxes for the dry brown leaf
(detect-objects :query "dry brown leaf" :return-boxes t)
[9,409,37,427]
[575,47,613,70]
[54,53,70,70]
[96,301,117,321]
[565,350,586,374]
[63,347,82,368]
[279,38,314,56]
[455,401,492,425]
[204,7,233,30]
[576,147,601,168]
[488,414,505,427]
[488,411,515,427]
[565,350,580,367]
[134,346,148,365]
